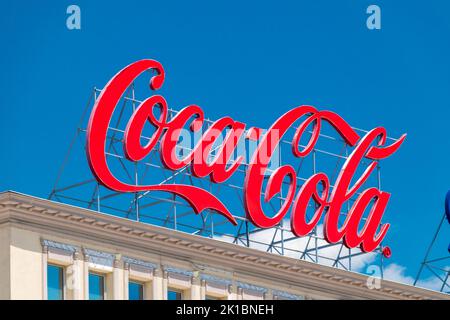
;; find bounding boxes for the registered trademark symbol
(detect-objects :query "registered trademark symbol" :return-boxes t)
[382,246,392,258]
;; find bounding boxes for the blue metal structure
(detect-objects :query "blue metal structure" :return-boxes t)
[414,191,450,293]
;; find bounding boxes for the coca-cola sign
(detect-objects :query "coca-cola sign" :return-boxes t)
[86,59,406,255]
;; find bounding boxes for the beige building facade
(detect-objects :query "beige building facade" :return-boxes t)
[0,191,447,300]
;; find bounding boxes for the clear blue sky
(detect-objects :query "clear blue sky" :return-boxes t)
[1,1,449,288]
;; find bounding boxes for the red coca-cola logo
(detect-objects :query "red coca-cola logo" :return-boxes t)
[86,59,406,254]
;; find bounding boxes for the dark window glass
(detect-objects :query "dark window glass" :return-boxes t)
[129,281,144,300]
[89,273,105,300]
[47,264,64,300]
[168,290,182,300]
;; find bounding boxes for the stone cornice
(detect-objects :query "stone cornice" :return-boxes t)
[0,191,447,300]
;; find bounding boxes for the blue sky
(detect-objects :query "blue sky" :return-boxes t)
[1,1,449,290]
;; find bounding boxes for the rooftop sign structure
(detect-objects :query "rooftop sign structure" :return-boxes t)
[50,59,406,274]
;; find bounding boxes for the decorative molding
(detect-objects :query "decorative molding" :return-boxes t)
[73,250,82,260]
[153,269,163,278]
[41,239,77,254]
[164,266,194,278]
[201,274,233,287]
[272,289,304,300]
[237,286,243,295]
[113,258,122,269]
[123,256,157,270]
[191,276,201,286]
[237,281,267,294]
[82,248,115,267]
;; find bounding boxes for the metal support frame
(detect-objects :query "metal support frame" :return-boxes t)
[414,213,450,293]
[49,83,403,275]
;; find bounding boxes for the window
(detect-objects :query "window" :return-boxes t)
[129,281,144,300]
[47,264,64,300]
[168,289,182,300]
[89,273,105,300]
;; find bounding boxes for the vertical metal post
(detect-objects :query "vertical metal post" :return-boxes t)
[345,143,351,270]
[245,220,250,248]
[131,83,140,221]
[210,183,214,238]
[173,109,177,230]
[96,183,100,212]
[377,163,384,278]
[279,144,284,256]
[313,149,318,263]
[93,88,101,213]
[173,194,177,231]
